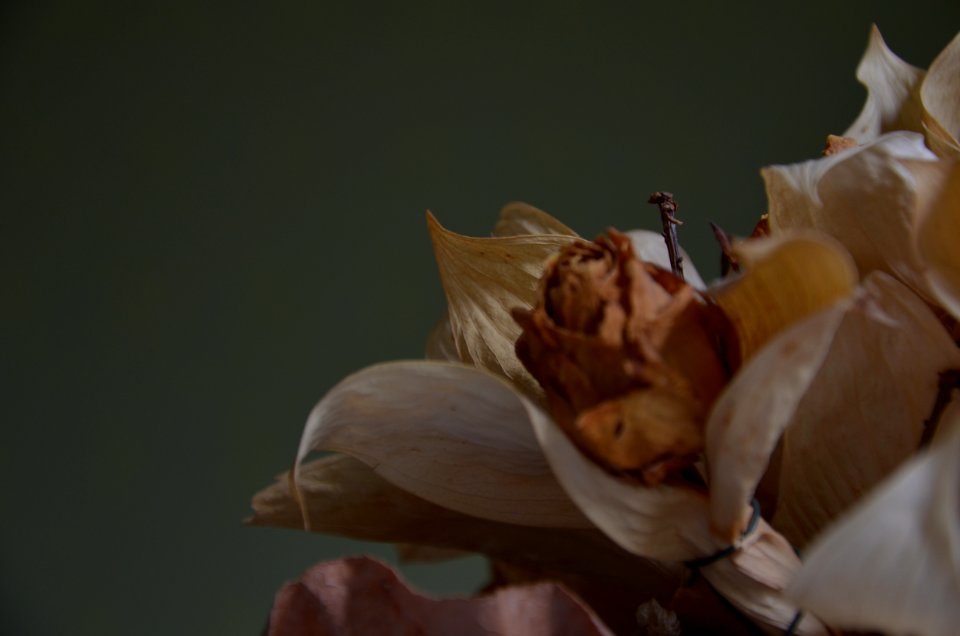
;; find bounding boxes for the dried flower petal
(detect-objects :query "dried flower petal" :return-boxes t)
[912,159,960,319]
[920,31,960,158]
[772,272,960,546]
[252,454,677,593]
[494,202,579,237]
[785,405,960,636]
[268,556,615,636]
[428,212,577,396]
[709,231,858,363]
[843,25,925,143]
[514,230,729,481]
[294,360,590,528]
[762,131,938,298]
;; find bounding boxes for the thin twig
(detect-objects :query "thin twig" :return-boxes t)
[648,191,684,281]
[708,221,740,276]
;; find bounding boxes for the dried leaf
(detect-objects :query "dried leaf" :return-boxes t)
[493,202,579,237]
[253,454,677,592]
[786,405,960,636]
[268,556,614,636]
[843,25,925,143]
[772,272,960,546]
[427,212,577,395]
[919,31,960,158]
[762,131,938,299]
[912,160,960,320]
[295,360,590,528]
[709,232,857,363]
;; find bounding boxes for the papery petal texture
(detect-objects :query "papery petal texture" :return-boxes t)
[709,232,857,363]
[920,32,960,158]
[772,272,960,546]
[844,25,925,143]
[268,556,615,636]
[913,160,960,319]
[762,131,938,298]
[428,213,577,396]
[253,454,675,593]
[494,202,579,237]
[295,360,590,528]
[786,406,960,636]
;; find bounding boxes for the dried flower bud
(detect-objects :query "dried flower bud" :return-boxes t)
[513,230,731,483]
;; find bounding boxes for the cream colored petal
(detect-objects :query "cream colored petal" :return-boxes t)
[428,212,577,396]
[710,231,858,363]
[920,32,960,158]
[294,360,590,528]
[253,454,676,594]
[523,396,826,633]
[773,272,960,547]
[844,25,925,143]
[424,312,459,361]
[493,202,579,237]
[913,160,960,319]
[706,301,848,543]
[763,131,938,299]
[786,405,960,636]
[625,230,706,290]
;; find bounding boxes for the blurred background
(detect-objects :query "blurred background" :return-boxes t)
[3,1,958,633]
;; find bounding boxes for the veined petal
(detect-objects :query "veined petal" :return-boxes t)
[295,360,590,528]
[772,272,960,546]
[493,202,579,237]
[709,231,857,363]
[912,160,960,319]
[786,404,960,636]
[427,212,577,396]
[844,25,925,143]
[424,312,459,361]
[920,31,960,158]
[706,300,848,543]
[763,131,938,299]
[253,454,676,593]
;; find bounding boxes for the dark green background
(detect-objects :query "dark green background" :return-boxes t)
[3,2,958,634]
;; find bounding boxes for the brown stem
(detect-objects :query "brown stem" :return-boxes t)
[709,221,740,276]
[648,192,684,281]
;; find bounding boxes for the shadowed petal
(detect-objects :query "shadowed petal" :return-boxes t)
[253,454,680,595]
[913,160,960,319]
[296,361,590,528]
[920,31,960,158]
[268,556,614,636]
[786,405,960,636]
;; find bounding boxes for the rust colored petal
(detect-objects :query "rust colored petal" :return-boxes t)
[514,229,730,482]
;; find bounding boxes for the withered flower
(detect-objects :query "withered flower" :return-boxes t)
[512,231,729,482]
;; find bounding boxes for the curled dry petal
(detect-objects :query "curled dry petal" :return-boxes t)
[522,397,826,634]
[912,160,960,320]
[762,131,938,298]
[268,556,614,636]
[786,405,960,636]
[252,454,678,594]
[709,231,858,363]
[705,301,848,543]
[843,25,925,143]
[772,272,960,546]
[427,212,577,396]
[493,202,579,237]
[920,31,960,158]
[514,230,729,481]
[295,360,590,528]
